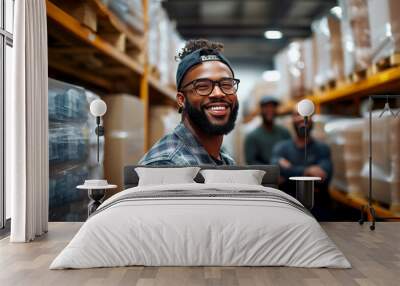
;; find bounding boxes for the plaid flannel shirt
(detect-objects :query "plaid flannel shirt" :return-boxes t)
[139,122,235,166]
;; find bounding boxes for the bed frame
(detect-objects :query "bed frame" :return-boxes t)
[124,165,280,189]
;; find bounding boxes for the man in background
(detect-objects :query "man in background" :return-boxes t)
[245,96,291,164]
[139,39,240,166]
[271,111,333,220]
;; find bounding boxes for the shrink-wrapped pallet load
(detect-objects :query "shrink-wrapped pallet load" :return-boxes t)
[148,2,183,87]
[148,1,163,78]
[360,111,400,212]
[367,0,400,64]
[325,119,364,197]
[303,38,315,94]
[287,41,306,99]
[342,120,364,197]
[149,106,180,147]
[287,39,314,98]
[108,0,144,33]
[339,0,372,76]
[390,115,400,212]
[168,29,184,89]
[312,15,345,87]
[48,79,104,221]
[274,48,291,102]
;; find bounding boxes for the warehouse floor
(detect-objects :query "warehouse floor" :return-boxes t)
[1,222,399,286]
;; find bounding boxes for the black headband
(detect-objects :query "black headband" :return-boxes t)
[176,48,235,90]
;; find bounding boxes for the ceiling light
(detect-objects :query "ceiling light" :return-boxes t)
[330,6,342,18]
[264,30,283,40]
[262,70,280,82]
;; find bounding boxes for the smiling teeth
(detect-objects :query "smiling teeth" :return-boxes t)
[210,106,226,111]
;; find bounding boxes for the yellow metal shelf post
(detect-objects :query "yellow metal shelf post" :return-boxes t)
[140,0,150,152]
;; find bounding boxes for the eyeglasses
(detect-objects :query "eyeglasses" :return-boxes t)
[180,78,240,96]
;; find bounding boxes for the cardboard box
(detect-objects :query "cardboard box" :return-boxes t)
[103,95,144,196]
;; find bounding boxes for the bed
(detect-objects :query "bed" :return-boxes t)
[50,165,350,269]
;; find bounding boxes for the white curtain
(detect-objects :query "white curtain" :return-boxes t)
[8,0,48,242]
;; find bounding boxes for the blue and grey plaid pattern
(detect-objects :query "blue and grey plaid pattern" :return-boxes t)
[139,123,235,166]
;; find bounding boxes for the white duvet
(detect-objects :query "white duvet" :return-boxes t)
[50,183,351,269]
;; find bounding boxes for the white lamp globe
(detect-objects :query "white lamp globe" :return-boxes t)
[90,99,107,117]
[297,99,315,117]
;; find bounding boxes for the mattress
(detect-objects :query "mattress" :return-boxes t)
[50,183,351,269]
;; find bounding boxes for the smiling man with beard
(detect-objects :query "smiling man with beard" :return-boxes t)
[139,39,239,166]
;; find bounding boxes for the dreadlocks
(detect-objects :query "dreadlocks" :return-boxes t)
[177,39,224,61]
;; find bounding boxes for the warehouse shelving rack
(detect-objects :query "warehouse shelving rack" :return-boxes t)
[275,64,400,221]
[243,64,400,124]
[282,65,400,115]
[46,0,177,151]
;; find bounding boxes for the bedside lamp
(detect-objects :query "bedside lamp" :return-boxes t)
[289,99,320,210]
[90,99,107,164]
[297,99,314,162]
[76,98,116,217]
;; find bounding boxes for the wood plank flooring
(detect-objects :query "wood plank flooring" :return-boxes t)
[0,222,399,286]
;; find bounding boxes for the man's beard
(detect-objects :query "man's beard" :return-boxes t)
[293,123,313,138]
[262,114,274,126]
[184,99,239,135]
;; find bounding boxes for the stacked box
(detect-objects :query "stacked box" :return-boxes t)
[49,165,89,222]
[168,27,184,89]
[303,38,315,94]
[148,2,183,87]
[287,41,306,99]
[148,2,161,73]
[290,39,315,97]
[360,110,400,211]
[150,106,181,147]
[274,39,314,100]
[48,79,104,222]
[367,0,400,63]
[311,114,337,143]
[325,118,364,196]
[312,15,345,87]
[108,0,144,33]
[342,120,364,197]
[274,48,291,102]
[103,94,145,196]
[158,9,172,86]
[340,0,372,75]
[49,124,89,164]
[390,115,400,212]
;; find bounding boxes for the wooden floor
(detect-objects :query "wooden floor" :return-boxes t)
[0,222,399,286]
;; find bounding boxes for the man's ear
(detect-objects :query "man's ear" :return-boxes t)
[176,92,185,113]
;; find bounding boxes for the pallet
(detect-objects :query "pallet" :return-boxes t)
[368,53,400,76]
[330,187,400,220]
[150,65,161,80]
[348,68,368,83]
[50,0,144,55]
[314,79,338,93]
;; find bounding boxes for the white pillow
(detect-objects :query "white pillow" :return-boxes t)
[135,167,200,186]
[200,169,266,185]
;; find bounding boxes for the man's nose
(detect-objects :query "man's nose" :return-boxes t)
[209,84,225,98]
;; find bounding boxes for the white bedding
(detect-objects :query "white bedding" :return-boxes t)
[50,183,351,269]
